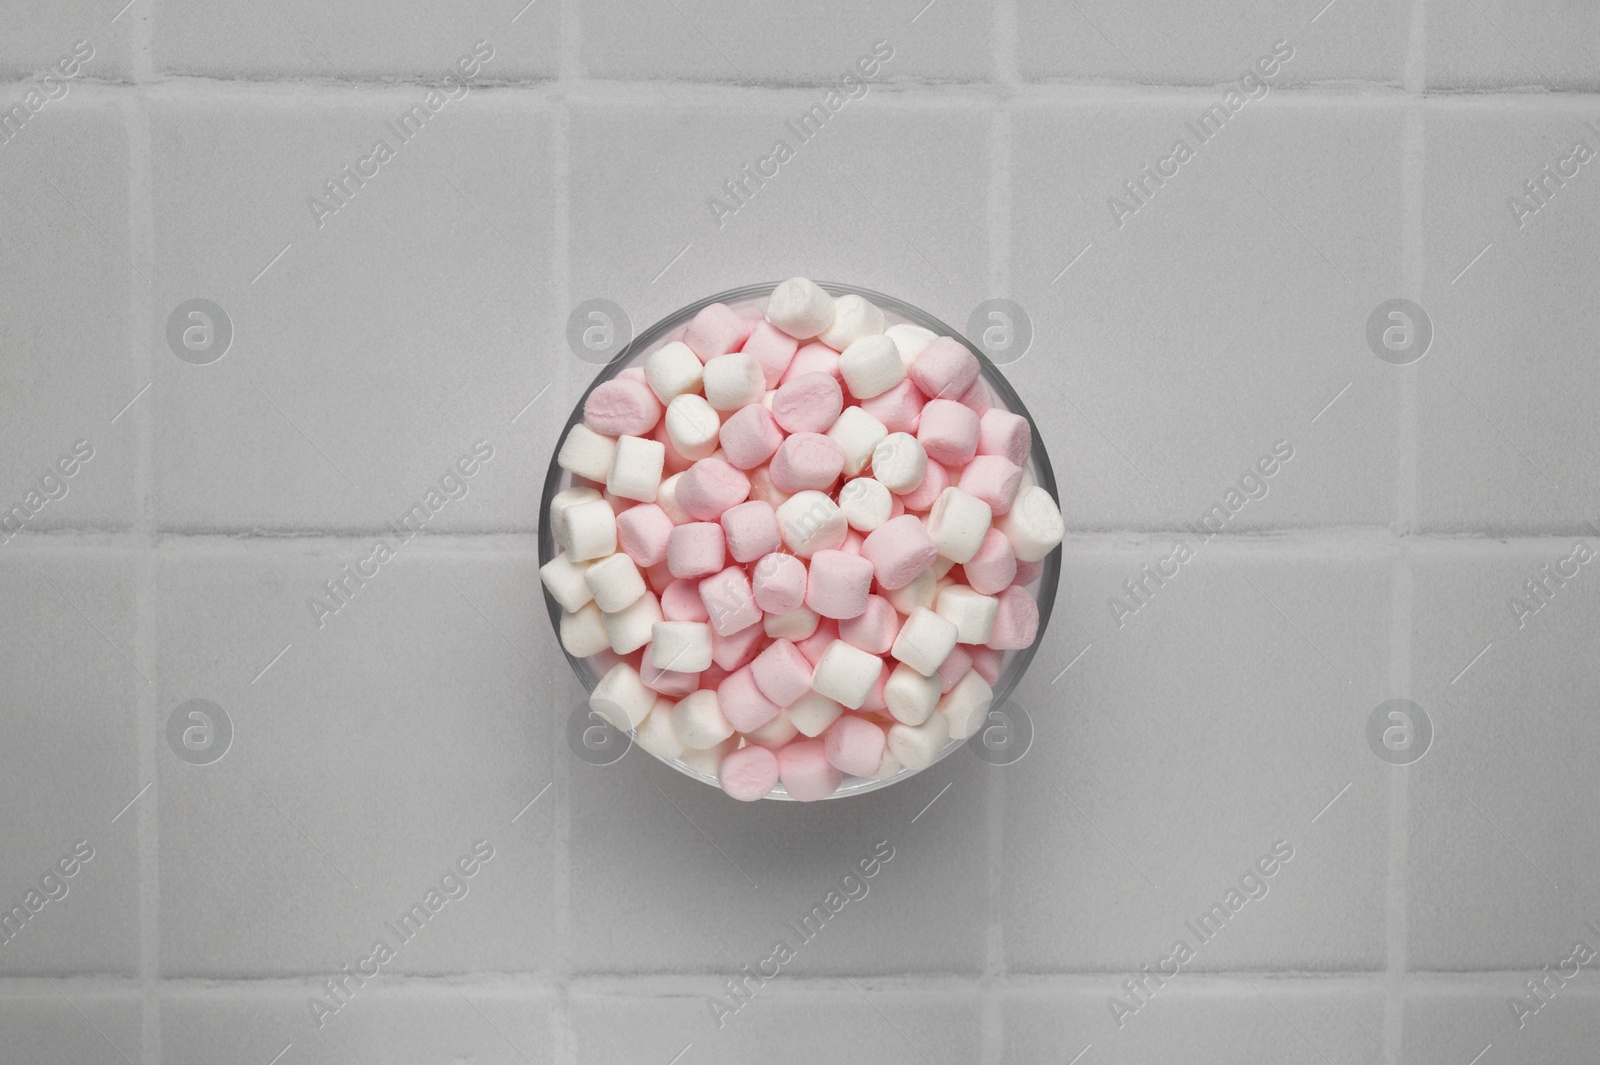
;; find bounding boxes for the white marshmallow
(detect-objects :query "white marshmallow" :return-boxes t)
[649,620,714,672]
[787,690,844,737]
[938,671,994,740]
[811,639,884,710]
[666,394,721,461]
[838,477,893,532]
[891,607,959,677]
[873,744,903,779]
[702,352,766,412]
[585,552,647,613]
[565,499,618,562]
[656,473,691,524]
[603,591,661,654]
[925,487,992,564]
[777,490,849,557]
[679,736,737,776]
[549,486,602,550]
[644,340,705,402]
[557,424,617,482]
[746,711,798,748]
[606,435,665,503]
[764,606,821,641]
[672,689,735,749]
[765,277,836,340]
[826,406,888,477]
[1001,485,1066,562]
[635,698,686,761]
[539,551,593,613]
[870,433,927,494]
[888,713,950,771]
[748,464,791,509]
[931,554,957,579]
[884,662,942,725]
[591,662,654,730]
[884,323,937,367]
[560,602,610,657]
[936,585,999,645]
[819,293,886,349]
[838,334,905,400]
[884,567,938,615]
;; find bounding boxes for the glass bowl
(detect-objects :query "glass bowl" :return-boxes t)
[539,282,1060,799]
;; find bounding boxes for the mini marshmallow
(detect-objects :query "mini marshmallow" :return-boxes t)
[968,644,1003,686]
[591,662,654,730]
[839,594,899,655]
[606,435,665,503]
[811,640,884,710]
[718,403,785,469]
[1000,485,1066,562]
[826,406,888,477]
[1014,559,1043,586]
[936,585,999,645]
[870,432,928,494]
[699,565,763,637]
[805,549,876,620]
[776,739,842,801]
[680,736,738,777]
[884,567,938,615]
[796,620,840,666]
[602,590,660,654]
[539,552,593,613]
[635,699,686,761]
[741,319,800,387]
[673,689,735,749]
[957,376,993,415]
[787,690,844,737]
[745,711,800,750]
[650,620,714,673]
[938,670,993,740]
[557,424,617,482]
[550,486,602,550]
[838,334,905,400]
[712,620,765,671]
[764,606,821,641]
[909,335,980,401]
[917,399,981,467]
[861,514,939,590]
[766,277,836,340]
[640,661,698,697]
[682,302,752,361]
[751,638,815,707]
[702,352,766,412]
[646,560,676,593]
[932,555,957,579]
[978,407,1032,467]
[884,322,937,366]
[888,712,951,770]
[824,715,887,777]
[615,503,674,568]
[565,499,619,562]
[891,606,959,677]
[776,490,849,557]
[661,578,711,621]
[838,477,893,532]
[884,662,942,725]
[873,744,904,779]
[898,459,949,511]
[771,371,844,434]
[667,522,726,580]
[987,585,1040,650]
[584,377,662,436]
[644,340,704,402]
[780,341,842,385]
[859,380,925,435]
[560,603,610,658]
[720,500,781,563]
[665,394,722,461]
[957,455,1023,515]
[719,742,779,801]
[770,432,845,493]
[963,528,1018,595]
[585,552,647,612]
[677,457,751,520]
[746,463,790,510]
[718,665,782,732]
[656,473,691,525]
[819,293,885,350]
[926,487,992,564]
[860,668,891,712]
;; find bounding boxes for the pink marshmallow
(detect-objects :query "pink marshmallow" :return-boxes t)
[699,565,762,636]
[838,594,899,655]
[968,644,1003,686]
[677,457,751,520]
[987,585,1039,650]
[957,376,993,415]
[718,665,782,732]
[640,661,699,697]
[796,620,840,666]
[644,561,675,594]
[858,378,925,435]
[721,500,782,563]
[779,341,841,385]
[898,460,949,511]
[909,335,980,401]
[719,403,785,470]
[769,432,845,493]
[741,319,800,387]
[719,743,779,801]
[805,549,876,620]
[712,620,765,671]
[667,522,726,580]
[1014,559,1043,586]
[963,528,1018,595]
[861,514,939,590]
[583,377,662,436]
[771,371,844,435]
[661,578,711,621]
[750,639,815,707]
[615,503,673,567]
[776,738,842,801]
[823,715,887,777]
[958,456,1024,515]
[917,399,981,467]
[752,552,808,614]
[699,665,730,690]
[682,302,753,361]
[935,643,973,693]
[978,408,1032,468]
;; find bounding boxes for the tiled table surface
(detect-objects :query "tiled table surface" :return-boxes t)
[2,2,1598,1063]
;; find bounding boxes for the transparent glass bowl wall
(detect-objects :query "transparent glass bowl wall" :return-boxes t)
[539,282,1060,799]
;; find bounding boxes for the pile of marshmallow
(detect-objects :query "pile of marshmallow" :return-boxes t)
[541,278,1064,801]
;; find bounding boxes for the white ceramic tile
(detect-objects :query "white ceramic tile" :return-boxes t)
[0,990,143,1065]
[1427,4,1600,91]
[149,94,559,533]
[0,4,136,81]
[1405,987,1600,1065]
[155,545,562,975]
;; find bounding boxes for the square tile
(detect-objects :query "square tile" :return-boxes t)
[1405,986,1600,1065]
[0,6,136,81]
[0,988,142,1065]
[1427,4,1600,91]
